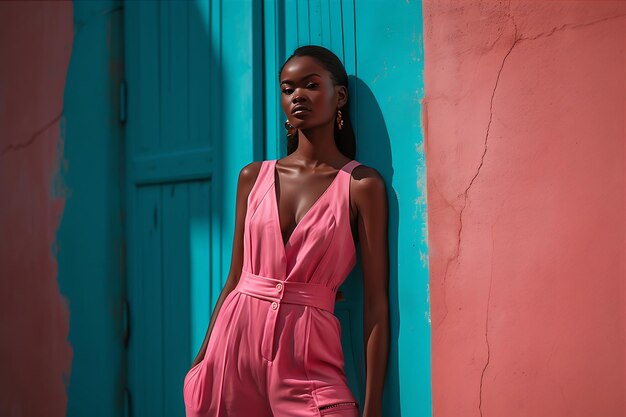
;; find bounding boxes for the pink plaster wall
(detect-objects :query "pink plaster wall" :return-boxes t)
[422,2,625,416]
[0,2,74,416]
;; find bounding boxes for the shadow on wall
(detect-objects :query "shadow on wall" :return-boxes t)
[339,75,402,413]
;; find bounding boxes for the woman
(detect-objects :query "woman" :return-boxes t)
[183,45,389,417]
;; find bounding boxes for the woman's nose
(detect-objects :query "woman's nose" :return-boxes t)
[292,93,305,103]
[292,88,308,99]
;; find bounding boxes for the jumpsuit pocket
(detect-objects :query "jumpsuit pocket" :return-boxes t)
[312,385,359,415]
[183,359,208,410]
[183,360,203,394]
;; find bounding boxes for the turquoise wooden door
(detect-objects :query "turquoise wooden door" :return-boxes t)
[124,1,261,416]
[124,1,430,416]
[124,3,219,417]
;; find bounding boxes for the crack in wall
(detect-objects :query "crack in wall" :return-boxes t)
[437,15,519,330]
[457,16,519,259]
[519,13,626,42]
[446,13,626,330]
[479,222,497,417]
[0,113,63,157]
[459,11,626,417]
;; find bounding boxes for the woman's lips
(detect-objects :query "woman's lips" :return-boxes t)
[292,109,311,117]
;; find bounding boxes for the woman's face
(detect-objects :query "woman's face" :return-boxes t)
[279,56,346,131]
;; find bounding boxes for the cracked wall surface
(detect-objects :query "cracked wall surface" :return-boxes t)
[422,1,625,417]
[0,2,74,416]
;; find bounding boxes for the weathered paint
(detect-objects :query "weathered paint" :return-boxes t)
[57,1,126,416]
[422,2,625,416]
[348,3,431,416]
[0,1,74,416]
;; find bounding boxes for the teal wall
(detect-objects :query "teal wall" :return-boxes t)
[354,5,431,416]
[58,1,126,416]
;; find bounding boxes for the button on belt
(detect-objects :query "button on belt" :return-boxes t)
[235,270,338,361]
[235,270,336,313]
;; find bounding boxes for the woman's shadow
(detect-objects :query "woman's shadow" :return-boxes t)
[336,75,405,416]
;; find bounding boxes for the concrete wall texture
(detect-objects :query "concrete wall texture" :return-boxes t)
[422,2,625,417]
[0,1,74,416]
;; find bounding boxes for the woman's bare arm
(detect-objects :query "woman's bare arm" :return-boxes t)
[190,160,263,368]
[354,166,390,417]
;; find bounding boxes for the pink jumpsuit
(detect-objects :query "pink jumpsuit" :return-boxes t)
[183,159,362,417]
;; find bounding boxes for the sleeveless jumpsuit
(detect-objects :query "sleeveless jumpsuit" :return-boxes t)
[183,159,362,417]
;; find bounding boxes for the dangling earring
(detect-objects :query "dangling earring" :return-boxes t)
[284,119,296,137]
[336,109,344,130]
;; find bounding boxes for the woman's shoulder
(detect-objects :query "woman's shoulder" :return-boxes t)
[350,161,382,179]
[237,160,268,189]
[350,162,386,198]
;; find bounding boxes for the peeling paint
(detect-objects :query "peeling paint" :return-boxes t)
[0,2,74,416]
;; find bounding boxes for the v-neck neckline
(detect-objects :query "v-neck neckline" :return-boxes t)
[272,158,353,251]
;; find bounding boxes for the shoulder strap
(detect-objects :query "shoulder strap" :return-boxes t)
[247,160,274,208]
[343,159,362,175]
[337,159,362,200]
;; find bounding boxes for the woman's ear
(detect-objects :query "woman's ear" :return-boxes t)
[336,85,348,108]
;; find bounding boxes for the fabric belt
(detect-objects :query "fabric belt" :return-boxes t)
[235,269,336,313]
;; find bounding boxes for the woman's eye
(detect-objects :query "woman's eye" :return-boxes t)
[281,83,316,94]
